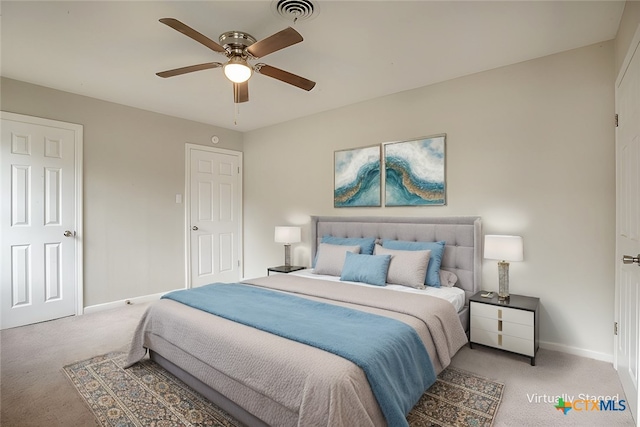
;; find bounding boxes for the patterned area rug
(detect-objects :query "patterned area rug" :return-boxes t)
[407,366,504,426]
[63,352,503,427]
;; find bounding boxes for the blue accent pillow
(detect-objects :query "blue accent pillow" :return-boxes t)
[381,240,446,287]
[340,252,391,287]
[321,236,376,255]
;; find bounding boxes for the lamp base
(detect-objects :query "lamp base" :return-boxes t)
[498,261,510,301]
[284,244,292,267]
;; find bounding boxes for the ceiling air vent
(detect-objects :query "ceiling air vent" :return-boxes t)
[272,0,319,23]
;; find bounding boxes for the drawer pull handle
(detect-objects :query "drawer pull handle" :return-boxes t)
[498,334,502,346]
[498,320,503,332]
[498,309,502,319]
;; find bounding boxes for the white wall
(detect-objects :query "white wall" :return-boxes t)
[243,42,616,360]
[0,77,243,307]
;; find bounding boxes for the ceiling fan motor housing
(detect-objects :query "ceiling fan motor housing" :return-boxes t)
[219,31,257,57]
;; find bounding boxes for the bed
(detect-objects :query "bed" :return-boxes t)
[126,215,482,427]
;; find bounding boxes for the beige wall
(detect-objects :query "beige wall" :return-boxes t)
[243,42,616,359]
[0,77,243,307]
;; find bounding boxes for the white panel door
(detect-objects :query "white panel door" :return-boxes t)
[188,145,242,287]
[1,112,82,329]
[615,26,640,425]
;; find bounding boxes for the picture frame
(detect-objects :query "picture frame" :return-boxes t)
[383,134,446,206]
[334,145,382,207]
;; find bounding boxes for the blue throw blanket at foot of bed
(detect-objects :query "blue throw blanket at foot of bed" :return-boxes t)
[163,283,436,427]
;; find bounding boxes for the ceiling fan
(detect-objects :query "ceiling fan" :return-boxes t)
[156,18,316,103]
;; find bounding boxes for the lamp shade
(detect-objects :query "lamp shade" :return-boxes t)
[484,235,523,262]
[274,226,301,244]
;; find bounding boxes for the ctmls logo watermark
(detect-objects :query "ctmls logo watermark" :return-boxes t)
[554,396,626,415]
[526,393,627,415]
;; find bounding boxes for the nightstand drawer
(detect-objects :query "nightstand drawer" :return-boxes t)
[471,315,533,340]
[470,328,535,356]
[471,301,533,326]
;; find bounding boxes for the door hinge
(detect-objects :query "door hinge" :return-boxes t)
[615,114,619,127]
[238,167,240,174]
[614,321,618,336]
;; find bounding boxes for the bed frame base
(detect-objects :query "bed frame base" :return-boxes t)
[150,351,268,427]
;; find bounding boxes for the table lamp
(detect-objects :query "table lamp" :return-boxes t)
[484,235,524,301]
[274,226,301,267]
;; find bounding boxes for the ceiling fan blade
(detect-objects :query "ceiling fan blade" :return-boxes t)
[255,64,316,91]
[234,81,249,103]
[159,18,227,54]
[156,62,222,78]
[246,27,303,59]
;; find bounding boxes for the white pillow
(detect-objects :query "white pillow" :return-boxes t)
[439,269,459,287]
[373,244,430,289]
[313,243,361,276]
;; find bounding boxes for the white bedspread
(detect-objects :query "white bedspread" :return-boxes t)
[288,268,467,312]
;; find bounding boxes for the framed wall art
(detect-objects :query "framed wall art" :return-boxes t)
[334,145,381,207]
[384,134,446,206]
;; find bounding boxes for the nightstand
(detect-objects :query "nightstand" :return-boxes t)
[267,265,306,276]
[469,291,540,365]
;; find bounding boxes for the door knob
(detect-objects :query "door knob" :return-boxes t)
[622,254,640,266]
[63,230,75,237]
[192,226,198,231]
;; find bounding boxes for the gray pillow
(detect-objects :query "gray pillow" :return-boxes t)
[374,244,430,289]
[313,243,361,276]
[439,269,459,287]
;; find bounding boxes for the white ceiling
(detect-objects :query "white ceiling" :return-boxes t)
[1,1,625,132]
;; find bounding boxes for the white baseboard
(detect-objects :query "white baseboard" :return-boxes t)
[540,340,613,364]
[82,289,182,315]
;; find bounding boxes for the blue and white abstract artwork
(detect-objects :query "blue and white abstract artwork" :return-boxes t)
[334,145,381,207]
[384,135,446,206]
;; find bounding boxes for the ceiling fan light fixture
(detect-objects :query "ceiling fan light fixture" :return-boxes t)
[223,57,252,83]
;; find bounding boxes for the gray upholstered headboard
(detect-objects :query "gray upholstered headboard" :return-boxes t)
[310,216,482,304]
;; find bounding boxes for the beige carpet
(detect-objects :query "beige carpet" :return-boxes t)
[1,302,636,426]
[452,345,635,426]
[63,351,503,427]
